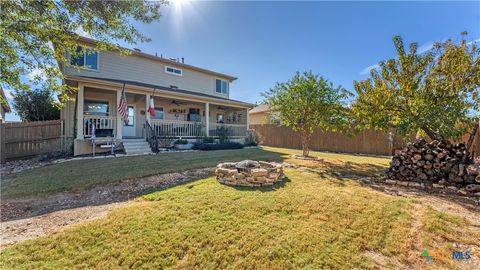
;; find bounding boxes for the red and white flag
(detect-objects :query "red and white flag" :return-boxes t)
[148,96,156,117]
[117,83,129,124]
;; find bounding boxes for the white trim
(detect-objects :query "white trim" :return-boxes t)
[215,78,229,95]
[164,66,183,76]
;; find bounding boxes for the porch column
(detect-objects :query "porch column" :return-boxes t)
[205,102,210,137]
[145,93,151,125]
[116,88,123,139]
[76,83,84,139]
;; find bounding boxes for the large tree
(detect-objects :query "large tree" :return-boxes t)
[13,88,60,121]
[0,0,166,104]
[352,33,479,145]
[263,71,350,157]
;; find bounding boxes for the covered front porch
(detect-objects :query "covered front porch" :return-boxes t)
[73,82,250,155]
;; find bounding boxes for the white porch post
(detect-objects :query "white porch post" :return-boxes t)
[116,88,123,139]
[205,102,210,137]
[145,93,151,125]
[76,83,84,139]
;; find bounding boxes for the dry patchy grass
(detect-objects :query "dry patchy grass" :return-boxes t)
[1,169,475,269]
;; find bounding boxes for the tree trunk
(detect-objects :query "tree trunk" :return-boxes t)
[421,125,444,141]
[464,120,479,163]
[301,130,311,157]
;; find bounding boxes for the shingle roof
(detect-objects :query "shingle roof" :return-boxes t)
[76,75,254,108]
[249,104,269,114]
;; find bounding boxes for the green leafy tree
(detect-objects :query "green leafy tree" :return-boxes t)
[13,89,60,121]
[0,0,166,104]
[263,71,350,157]
[352,33,479,146]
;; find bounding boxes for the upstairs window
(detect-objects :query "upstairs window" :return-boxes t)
[71,47,99,70]
[165,66,183,76]
[215,79,228,94]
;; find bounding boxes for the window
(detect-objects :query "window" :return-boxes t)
[187,108,200,122]
[125,106,135,126]
[84,100,109,116]
[71,47,99,70]
[216,113,224,123]
[152,107,164,120]
[165,66,183,76]
[215,79,228,94]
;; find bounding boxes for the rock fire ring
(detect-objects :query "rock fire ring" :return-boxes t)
[215,160,285,187]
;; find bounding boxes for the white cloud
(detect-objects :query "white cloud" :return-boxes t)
[3,88,13,100]
[418,41,434,54]
[26,66,47,81]
[467,38,480,45]
[359,64,380,75]
[75,26,92,38]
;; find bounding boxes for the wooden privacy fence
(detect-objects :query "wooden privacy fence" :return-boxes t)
[250,124,480,157]
[0,120,66,162]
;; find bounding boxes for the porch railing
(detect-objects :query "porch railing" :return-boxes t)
[151,119,205,138]
[210,123,248,138]
[145,120,159,152]
[83,115,116,137]
[149,120,248,138]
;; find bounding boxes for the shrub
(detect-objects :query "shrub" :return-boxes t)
[192,142,244,151]
[216,125,231,143]
[244,130,258,146]
[202,137,215,143]
[174,139,189,145]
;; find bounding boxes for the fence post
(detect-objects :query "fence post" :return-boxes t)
[0,122,5,164]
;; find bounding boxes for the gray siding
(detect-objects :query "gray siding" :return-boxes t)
[64,51,232,99]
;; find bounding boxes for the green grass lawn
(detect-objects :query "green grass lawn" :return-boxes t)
[2,147,478,269]
[2,147,389,199]
[1,169,476,269]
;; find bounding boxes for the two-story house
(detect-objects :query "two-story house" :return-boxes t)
[60,37,253,156]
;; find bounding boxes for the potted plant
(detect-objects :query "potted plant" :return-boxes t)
[174,139,193,150]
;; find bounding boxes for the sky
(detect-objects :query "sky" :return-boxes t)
[5,0,480,121]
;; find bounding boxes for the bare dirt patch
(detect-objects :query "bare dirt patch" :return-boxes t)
[1,168,214,249]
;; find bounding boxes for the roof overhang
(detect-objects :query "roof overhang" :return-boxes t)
[0,88,11,112]
[66,75,254,109]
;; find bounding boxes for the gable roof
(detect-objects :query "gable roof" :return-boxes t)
[249,104,269,114]
[0,87,11,112]
[77,36,237,81]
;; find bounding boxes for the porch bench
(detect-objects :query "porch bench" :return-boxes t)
[88,128,116,156]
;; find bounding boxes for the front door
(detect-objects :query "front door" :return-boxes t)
[122,105,136,137]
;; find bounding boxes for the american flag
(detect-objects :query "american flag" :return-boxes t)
[118,83,129,124]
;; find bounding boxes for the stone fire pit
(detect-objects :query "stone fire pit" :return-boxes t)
[215,160,284,187]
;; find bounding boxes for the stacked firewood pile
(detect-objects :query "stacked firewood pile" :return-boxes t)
[387,139,480,188]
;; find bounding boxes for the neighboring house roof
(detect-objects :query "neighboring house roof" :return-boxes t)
[249,104,269,114]
[0,87,11,112]
[76,36,238,82]
[72,75,254,108]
